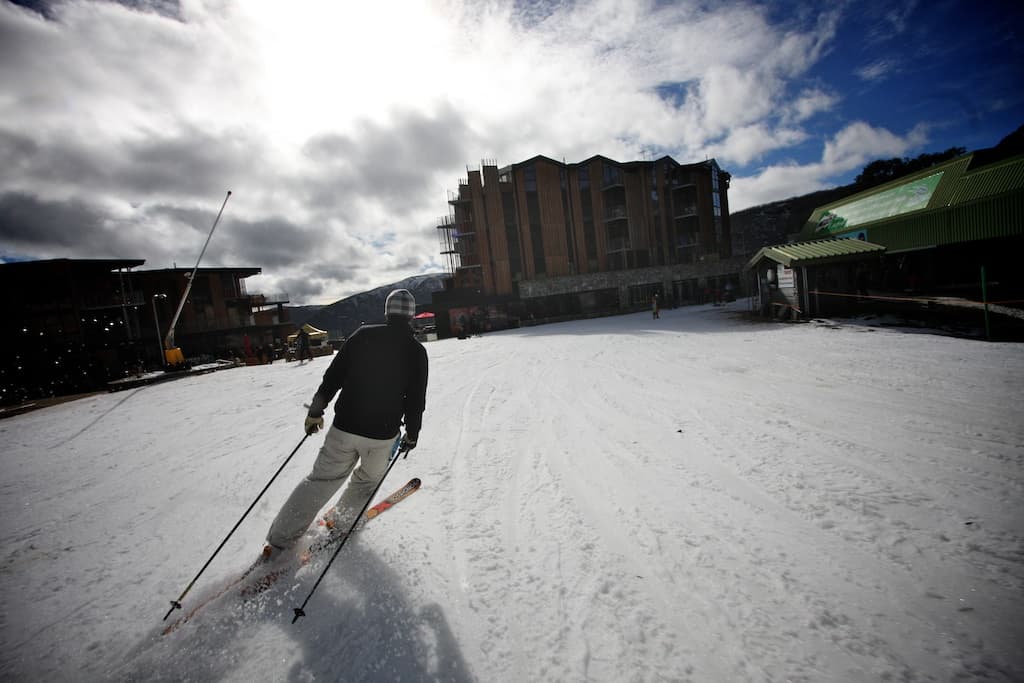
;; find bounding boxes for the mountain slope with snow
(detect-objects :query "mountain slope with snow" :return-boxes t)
[1,302,1022,682]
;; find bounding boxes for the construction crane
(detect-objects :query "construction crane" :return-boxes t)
[162,191,232,369]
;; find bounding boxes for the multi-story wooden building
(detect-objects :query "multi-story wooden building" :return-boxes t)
[135,266,291,360]
[0,259,291,406]
[434,155,744,336]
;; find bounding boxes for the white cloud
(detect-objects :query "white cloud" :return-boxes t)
[0,1,946,303]
[856,58,897,82]
[787,88,840,123]
[821,121,928,169]
[710,124,808,167]
[729,161,832,210]
[729,121,931,210]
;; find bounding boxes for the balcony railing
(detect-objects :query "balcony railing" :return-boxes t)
[601,173,624,189]
[447,189,471,204]
[253,292,289,305]
[604,205,629,221]
[674,205,697,219]
[606,238,630,253]
[230,292,290,308]
[81,291,145,310]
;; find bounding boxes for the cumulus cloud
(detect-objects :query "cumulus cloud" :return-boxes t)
[729,121,930,210]
[0,1,952,302]
[710,124,809,167]
[821,121,928,169]
[787,88,840,123]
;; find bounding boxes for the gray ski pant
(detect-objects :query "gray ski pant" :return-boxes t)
[267,426,397,549]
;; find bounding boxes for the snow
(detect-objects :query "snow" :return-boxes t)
[2,300,1022,682]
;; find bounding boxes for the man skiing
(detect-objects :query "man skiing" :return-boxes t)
[264,289,428,557]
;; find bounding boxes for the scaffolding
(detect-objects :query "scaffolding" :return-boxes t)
[437,214,461,277]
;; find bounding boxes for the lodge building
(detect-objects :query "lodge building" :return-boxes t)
[433,154,743,336]
[746,148,1024,327]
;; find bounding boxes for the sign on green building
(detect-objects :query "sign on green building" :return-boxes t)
[814,172,944,234]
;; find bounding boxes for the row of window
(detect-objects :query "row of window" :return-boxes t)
[454,161,725,284]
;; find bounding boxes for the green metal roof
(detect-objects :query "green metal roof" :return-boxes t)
[947,154,1024,205]
[745,238,886,270]
[799,153,1024,247]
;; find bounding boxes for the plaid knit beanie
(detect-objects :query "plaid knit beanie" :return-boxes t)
[385,289,416,318]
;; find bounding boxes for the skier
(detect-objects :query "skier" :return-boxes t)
[264,289,428,558]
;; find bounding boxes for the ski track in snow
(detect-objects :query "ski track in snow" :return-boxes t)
[1,301,1022,682]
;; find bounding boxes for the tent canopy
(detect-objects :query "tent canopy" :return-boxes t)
[287,323,328,343]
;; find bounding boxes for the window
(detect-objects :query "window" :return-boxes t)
[578,166,590,190]
[501,191,523,278]
[526,192,545,275]
[602,163,622,187]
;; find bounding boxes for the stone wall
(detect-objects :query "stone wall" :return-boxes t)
[518,255,749,300]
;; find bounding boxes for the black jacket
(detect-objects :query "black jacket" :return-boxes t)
[308,320,428,440]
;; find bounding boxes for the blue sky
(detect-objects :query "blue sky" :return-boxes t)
[789,0,1020,158]
[0,0,1021,303]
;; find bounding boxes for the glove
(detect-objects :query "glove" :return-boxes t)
[400,433,417,453]
[305,415,324,435]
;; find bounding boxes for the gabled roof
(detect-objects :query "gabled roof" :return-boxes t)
[746,238,886,270]
[509,154,721,171]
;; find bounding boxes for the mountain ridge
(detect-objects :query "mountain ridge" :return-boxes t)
[287,273,446,335]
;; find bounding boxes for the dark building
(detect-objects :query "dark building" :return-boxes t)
[1,259,291,406]
[136,266,291,362]
[435,155,742,336]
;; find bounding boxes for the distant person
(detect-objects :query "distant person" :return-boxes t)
[295,328,313,363]
[856,268,870,301]
[264,289,428,559]
[652,294,660,319]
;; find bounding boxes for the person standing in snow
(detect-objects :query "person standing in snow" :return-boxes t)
[264,289,428,556]
[652,294,660,319]
[295,328,313,363]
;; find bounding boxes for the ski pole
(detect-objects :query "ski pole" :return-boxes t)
[163,433,311,620]
[292,437,409,623]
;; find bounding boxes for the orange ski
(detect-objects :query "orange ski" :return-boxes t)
[366,477,421,518]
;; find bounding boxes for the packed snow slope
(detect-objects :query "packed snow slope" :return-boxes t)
[1,301,1023,682]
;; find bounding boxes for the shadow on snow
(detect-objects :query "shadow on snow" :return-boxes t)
[117,541,475,682]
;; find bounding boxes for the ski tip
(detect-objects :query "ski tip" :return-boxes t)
[365,509,379,519]
[410,477,421,487]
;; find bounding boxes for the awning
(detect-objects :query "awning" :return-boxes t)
[746,237,886,270]
[287,323,328,342]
